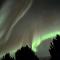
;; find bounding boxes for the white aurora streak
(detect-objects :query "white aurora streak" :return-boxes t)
[0,0,33,45]
[0,0,33,57]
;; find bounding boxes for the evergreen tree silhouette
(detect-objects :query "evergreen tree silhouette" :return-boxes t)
[49,35,60,60]
[15,45,39,60]
[1,53,14,60]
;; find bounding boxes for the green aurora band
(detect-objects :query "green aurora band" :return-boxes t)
[32,31,60,52]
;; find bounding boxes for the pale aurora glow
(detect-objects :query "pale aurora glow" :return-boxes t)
[32,31,60,52]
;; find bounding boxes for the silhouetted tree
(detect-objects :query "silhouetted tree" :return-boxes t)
[15,45,39,60]
[1,53,14,60]
[49,35,60,60]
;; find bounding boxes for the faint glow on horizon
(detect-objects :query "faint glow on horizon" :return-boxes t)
[32,31,60,52]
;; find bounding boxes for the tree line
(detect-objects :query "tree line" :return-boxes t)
[1,35,60,60]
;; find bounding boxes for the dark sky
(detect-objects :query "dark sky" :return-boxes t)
[0,0,60,58]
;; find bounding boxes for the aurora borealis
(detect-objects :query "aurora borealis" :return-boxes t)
[0,0,60,58]
[0,0,32,57]
[32,31,60,52]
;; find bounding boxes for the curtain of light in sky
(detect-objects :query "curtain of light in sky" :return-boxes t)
[32,31,60,52]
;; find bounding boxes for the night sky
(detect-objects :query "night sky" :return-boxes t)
[0,0,60,58]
